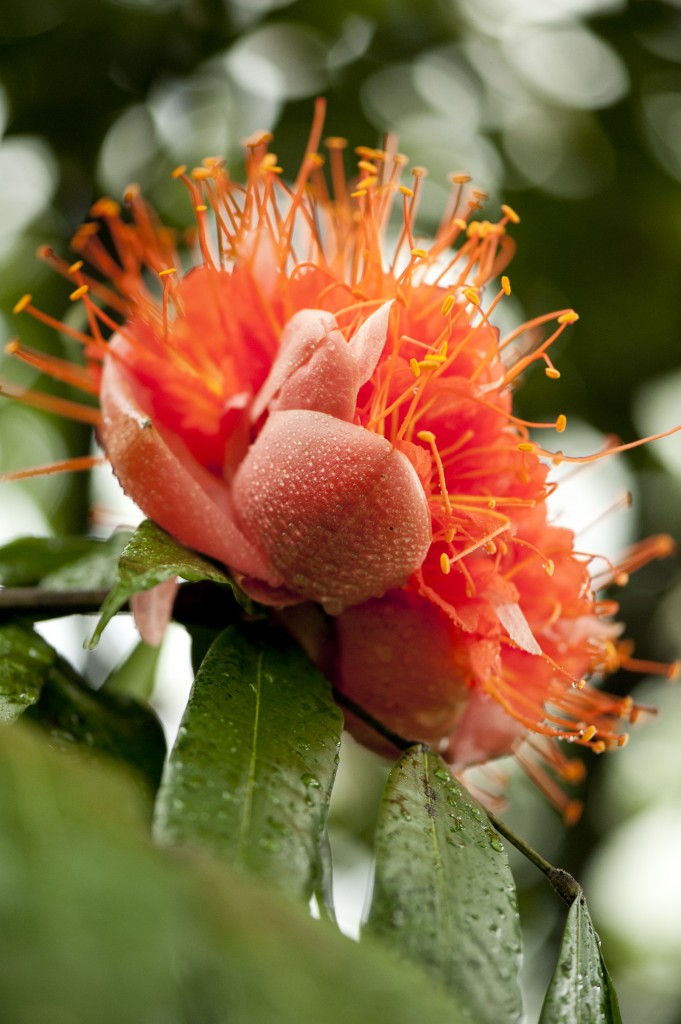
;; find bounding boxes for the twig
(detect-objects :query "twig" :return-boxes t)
[486,811,581,906]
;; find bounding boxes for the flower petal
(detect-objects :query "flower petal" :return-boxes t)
[444,689,525,769]
[130,578,179,647]
[232,409,432,614]
[347,301,392,386]
[495,601,542,655]
[251,303,392,423]
[334,590,470,750]
[100,350,279,584]
[251,309,357,422]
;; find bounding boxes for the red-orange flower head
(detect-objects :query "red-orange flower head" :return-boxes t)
[8,100,679,820]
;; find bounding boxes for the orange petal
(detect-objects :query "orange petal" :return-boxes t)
[100,349,279,584]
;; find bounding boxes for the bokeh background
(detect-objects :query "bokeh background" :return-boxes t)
[1,0,681,1021]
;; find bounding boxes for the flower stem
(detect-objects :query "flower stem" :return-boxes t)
[487,811,581,906]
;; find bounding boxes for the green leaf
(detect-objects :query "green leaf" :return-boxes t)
[364,745,523,1024]
[0,532,131,587]
[41,530,133,590]
[0,722,472,1024]
[0,621,57,723]
[89,519,247,648]
[154,624,343,904]
[102,639,161,701]
[539,891,623,1024]
[25,657,166,794]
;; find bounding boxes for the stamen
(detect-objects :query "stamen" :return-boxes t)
[0,454,104,484]
[0,378,101,425]
[4,339,98,394]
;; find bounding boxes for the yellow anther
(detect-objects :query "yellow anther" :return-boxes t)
[69,285,89,301]
[582,725,597,743]
[463,287,480,306]
[417,430,436,444]
[399,185,414,197]
[191,167,213,180]
[325,136,348,149]
[501,203,520,224]
[441,294,455,316]
[355,145,382,159]
[241,128,273,148]
[171,164,188,179]
[350,189,367,199]
[543,559,555,577]
[545,367,561,380]
[409,357,421,378]
[13,294,32,314]
[592,741,607,755]
[90,198,120,218]
[445,528,455,543]
[421,354,447,367]
[451,172,471,184]
[563,800,583,827]
[412,166,427,178]
[556,414,567,433]
[68,260,84,275]
[439,341,448,357]
[5,339,19,355]
[410,247,429,259]
[357,160,378,174]
[159,267,177,278]
[517,442,536,453]
[558,311,579,325]
[194,204,208,213]
[617,733,629,748]
[466,222,481,237]
[306,152,324,168]
[453,218,467,230]
[440,552,451,575]
[615,571,630,587]
[562,760,586,784]
[620,696,634,717]
[359,175,379,189]
[487,499,497,509]
[501,275,511,295]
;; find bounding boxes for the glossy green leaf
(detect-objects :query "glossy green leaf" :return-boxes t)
[539,891,623,1024]
[0,532,131,587]
[25,657,166,794]
[364,745,523,1024]
[0,621,57,723]
[89,519,247,648]
[154,624,343,903]
[0,722,470,1024]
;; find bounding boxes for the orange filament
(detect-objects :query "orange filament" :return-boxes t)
[0,455,104,484]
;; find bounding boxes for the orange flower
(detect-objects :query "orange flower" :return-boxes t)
[7,99,679,819]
